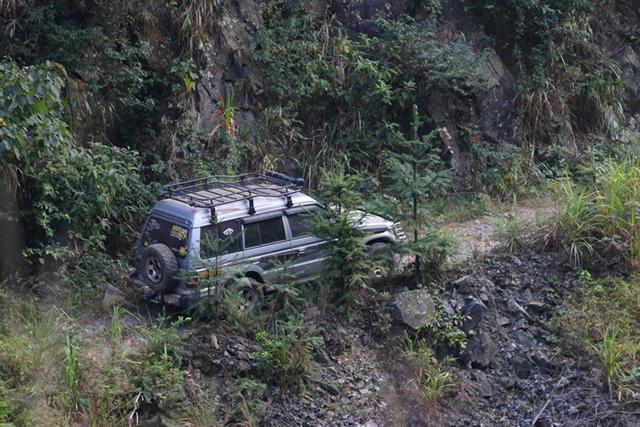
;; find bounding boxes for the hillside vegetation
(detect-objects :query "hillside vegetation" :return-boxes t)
[0,0,639,425]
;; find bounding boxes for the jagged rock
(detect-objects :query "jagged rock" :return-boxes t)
[526,300,546,314]
[462,296,488,333]
[453,275,474,294]
[510,356,532,379]
[555,376,570,388]
[479,288,490,303]
[531,351,554,370]
[474,371,494,398]
[464,332,498,368]
[515,330,536,348]
[103,284,127,307]
[498,315,511,327]
[513,318,528,330]
[392,290,437,330]
[507,298,531,320]
[442,299,456,316]
[314,348,331,365]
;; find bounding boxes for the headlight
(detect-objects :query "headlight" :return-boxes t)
[392,222,408,242]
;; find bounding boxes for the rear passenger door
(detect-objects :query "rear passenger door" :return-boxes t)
[284,209,326,281]
[242,215,292,283]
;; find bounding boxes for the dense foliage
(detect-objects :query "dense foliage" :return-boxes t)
[0,61,151,260]
[254,5,487,183]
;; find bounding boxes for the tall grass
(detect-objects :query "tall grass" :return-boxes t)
[552,274,640,400]
[541,159,640,268]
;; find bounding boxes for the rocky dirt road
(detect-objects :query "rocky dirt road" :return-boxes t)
[444,197,556,264]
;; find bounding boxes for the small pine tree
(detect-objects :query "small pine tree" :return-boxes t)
[382,105,452,284]
[311,168,372,304]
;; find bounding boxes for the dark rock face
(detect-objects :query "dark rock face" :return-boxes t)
[439,252,638,427]
[0,166,27,278]
[392,289,437,329]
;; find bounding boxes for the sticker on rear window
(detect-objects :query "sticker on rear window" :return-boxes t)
[222,227,235,236]
[170,224,188,241]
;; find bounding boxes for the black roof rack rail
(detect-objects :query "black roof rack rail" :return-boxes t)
[161,171,305,213]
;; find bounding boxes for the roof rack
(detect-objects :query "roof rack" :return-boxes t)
[162,171,305,214]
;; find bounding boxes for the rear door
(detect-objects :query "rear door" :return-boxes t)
[284,208,326,281]
[139,216,190,268]
[241,215,292,283]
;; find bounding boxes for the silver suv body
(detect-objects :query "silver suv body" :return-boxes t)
[129,172,405,307]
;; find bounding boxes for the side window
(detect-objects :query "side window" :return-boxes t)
[243,217,286,248]
[244,222,261,248]
[287,213,312,238]
[142,217,189,258]
[200,220,242,259]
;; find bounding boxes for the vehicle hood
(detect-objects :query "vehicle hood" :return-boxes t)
[352,210,394,231]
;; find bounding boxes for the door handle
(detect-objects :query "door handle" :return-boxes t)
[297,248,305,255]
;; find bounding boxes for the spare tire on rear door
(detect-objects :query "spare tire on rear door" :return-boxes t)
[137,243,179,293]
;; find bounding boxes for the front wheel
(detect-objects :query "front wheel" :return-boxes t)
[367,242,395,278]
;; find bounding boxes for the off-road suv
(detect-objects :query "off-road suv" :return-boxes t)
[129,171,406,307]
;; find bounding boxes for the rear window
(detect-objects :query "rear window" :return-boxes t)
[200,220,242,259]
[287,212,313,238]
[244,217,286,248]
[142,217,189,258]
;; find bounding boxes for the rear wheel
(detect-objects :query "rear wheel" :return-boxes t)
[137,244,178,293]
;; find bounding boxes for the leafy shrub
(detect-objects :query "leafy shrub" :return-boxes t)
[25,142,152,256]
[130,316,191,413]
[1,61,152,260]
[471,142,540,200]
[254,320,321,388]
[0,1,178,151]
[473,0,625,144]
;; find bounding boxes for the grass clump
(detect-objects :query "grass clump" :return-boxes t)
[401,332,456,405]
[0,293,74,424]
[254,319,322,388]
[553,272,640,400]
[541,159,640,269]
[493,214,529,255]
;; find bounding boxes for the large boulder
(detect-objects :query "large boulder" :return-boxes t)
[462,332,498,368]
[392,289,437,330]
[462,296,488,333]
[103,283,127,308]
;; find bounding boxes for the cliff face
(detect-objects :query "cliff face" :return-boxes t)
[184,0,639,175]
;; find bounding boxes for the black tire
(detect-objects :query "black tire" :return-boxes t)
[234,277,264,313]
[137,243,179,293]
[367,241,394,278]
